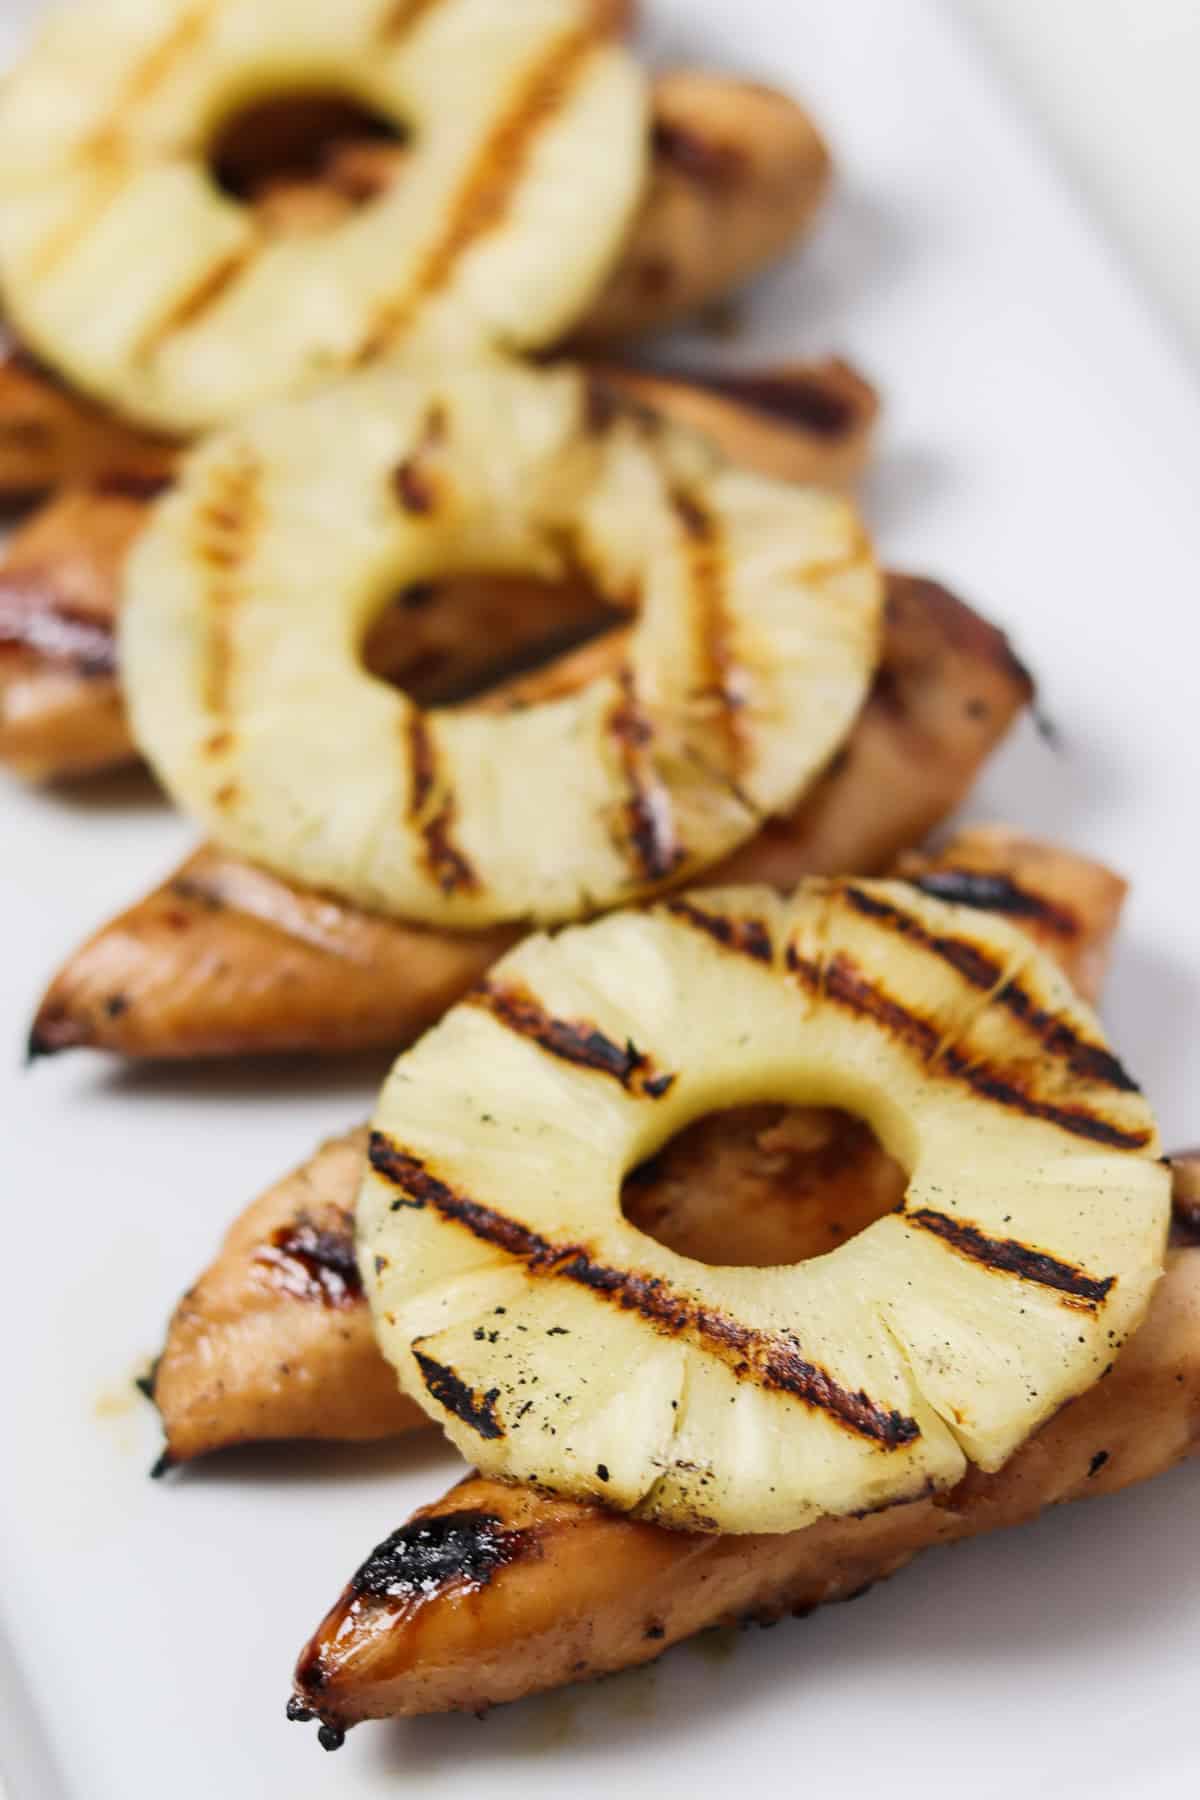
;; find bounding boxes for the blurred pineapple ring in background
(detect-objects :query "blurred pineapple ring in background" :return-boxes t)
[121,356,882,928]
[0,0,647,434]
[360,881,1169,1534]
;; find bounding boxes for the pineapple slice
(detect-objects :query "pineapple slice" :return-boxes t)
[359,880,1169,1534]
[120,356,881,927]
[0,0,647,434]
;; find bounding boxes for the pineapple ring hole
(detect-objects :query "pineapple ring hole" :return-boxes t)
[209,90,408,216]
[362,572,627,709]
[621,1103,904,1269]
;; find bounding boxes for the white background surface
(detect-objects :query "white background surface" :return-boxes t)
[959,0,1200,367]
[2,2,1200,1797]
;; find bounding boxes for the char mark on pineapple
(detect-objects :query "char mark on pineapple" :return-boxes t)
[905,1208,1115,1309]
[368,1133,921,1447]
[405,711,481,896]
[907,868,1079,939]
[664,897,773,963]
[413,1352,504,1439]
[787,950,1150,1151]
[470,979,676,1097]
[608,665,685,883]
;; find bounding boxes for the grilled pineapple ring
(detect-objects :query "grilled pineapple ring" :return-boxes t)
[120,357,881,927]
[0,0,646,434]
[360,881,1169,1534]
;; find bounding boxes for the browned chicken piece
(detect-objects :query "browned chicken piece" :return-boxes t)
[1174,1149,1200,1235]
[0,356,877,786]
[28,576,1032,1060]
[0,482,164,780]
[0,332,177,504]
[574,71,830,345]
[149,826,1122,1467]
[0,67,829,500]
[290,1203,1200,1741]
[152,1128,425,1467]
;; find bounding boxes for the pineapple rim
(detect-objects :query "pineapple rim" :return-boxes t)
[0,0,647,433]
[119,357,883,928]
[359,880,1169,1535]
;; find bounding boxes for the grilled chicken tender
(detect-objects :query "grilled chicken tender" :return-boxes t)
[0,63,828,487]
[148,829,1126,1467]
[29,577,1033,1061]
[0,358,877,785]
[291,1213,1200,1739]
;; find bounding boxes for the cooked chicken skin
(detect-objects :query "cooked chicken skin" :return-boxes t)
[0,66,828,501]
[291,1218,1200,1737]
[149,827,1123,1466]
[0,356,876,786]
[28,577,1032,1060]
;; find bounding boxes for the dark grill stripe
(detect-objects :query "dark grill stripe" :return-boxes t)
[788,951,1150,1152]
[405,711,480,897]
[845,884,1136,1093]
[368,1133,921,1448]
[137,243,258,358]
[842,885,1007,992]
[37,2,219,278]
[671,489,747,773]
[471,980,676,1098]
[908,870,1080,940]
[413,1351,503,1439]
[865,882,1137,1093]
[664,898,773,964]
[906,1208,1115,1307]
[377,0,446,43]
[196,452,261,716]
[360,27,596,353]
[608,665,683,883]
[992,976,1140,1093]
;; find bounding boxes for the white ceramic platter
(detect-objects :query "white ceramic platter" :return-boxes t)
[2,2,1199,1795]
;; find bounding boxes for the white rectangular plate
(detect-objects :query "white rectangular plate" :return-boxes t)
[2,2,1199,1796]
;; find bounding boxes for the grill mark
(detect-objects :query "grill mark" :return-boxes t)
[368,1134,920,1447]
[404,711,480,896]
[413,1351,503,1439]
[347,1509,527,1604]
[136,243,258,359]
[471,979,676,1098]
[992,976,1140,1093]
[30,157,130,282]
[0,580,117,675]
[845,885,1136,1094]
[671,489,747,773]
[908,869,1080,940]
[906,1208,1115,1308]
[359,27,596,352]
[788,951,1151,1152]
[608,665,684,884]
[194,451,262,715]
[35,2,219,279]
[652,119,746,191]
[664,898,772,964]
[377,0,446,42]
[253,1211,363,1309]
[658,362,864,440]
[392,404,446,515]
[842,885,1006,992]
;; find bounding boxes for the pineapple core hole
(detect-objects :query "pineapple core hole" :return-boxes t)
[209,91,407,216]
[363,573,627,710]
[621,1104,904,1269]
